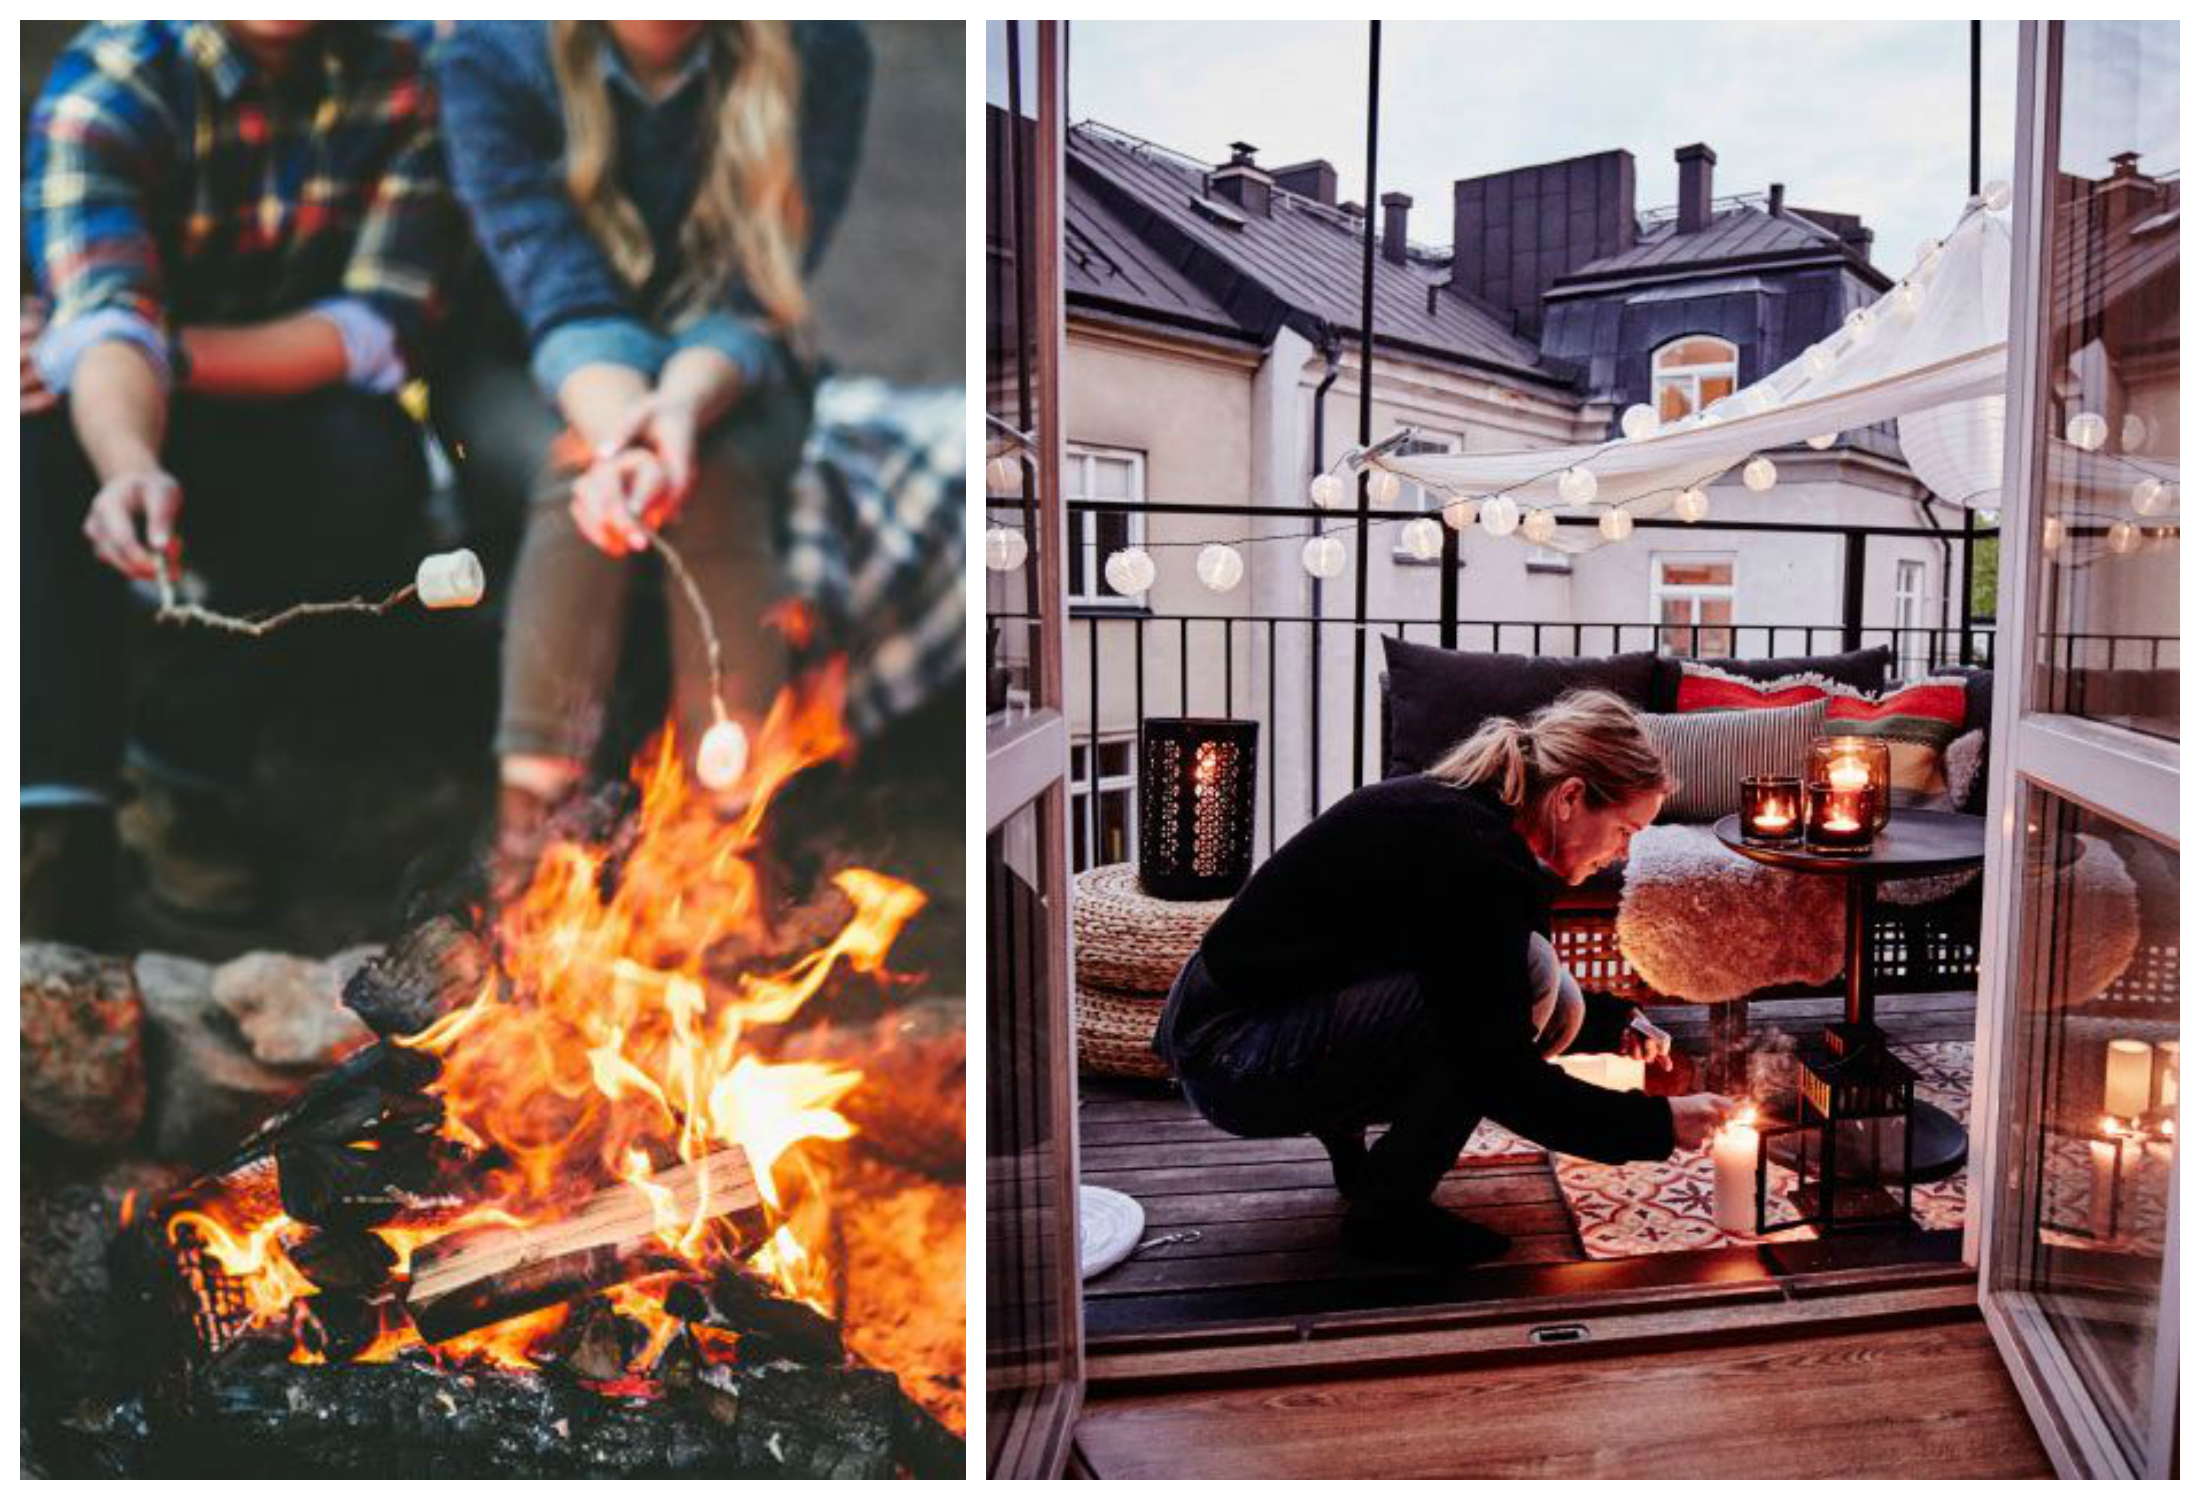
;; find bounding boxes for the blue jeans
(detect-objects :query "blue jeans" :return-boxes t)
[1156,934,1581,1207]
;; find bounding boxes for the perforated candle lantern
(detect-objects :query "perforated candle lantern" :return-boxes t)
[1137,718,1259,901]
[1755,1024,1919,1233]
[1807,735,1893,834]
[1740,775,1803,848]
[1804,779,1877,856]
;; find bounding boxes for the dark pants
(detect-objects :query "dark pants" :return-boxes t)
[1157,952,1483,1210]
[21,391,428,796]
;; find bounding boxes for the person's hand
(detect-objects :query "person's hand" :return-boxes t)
[1668,1093,1739,1152]
[569,445,670,557]
[597,387,708,527]
[1619,1021,1673,1071]
[22,295,57,415]
[84,468,183,580]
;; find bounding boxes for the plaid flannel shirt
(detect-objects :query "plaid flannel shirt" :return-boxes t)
[785,379,966,738]
[25,21,454,392]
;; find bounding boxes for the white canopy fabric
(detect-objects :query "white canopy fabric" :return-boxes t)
[1369,197,2014,527]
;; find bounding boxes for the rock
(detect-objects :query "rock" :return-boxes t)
[212,950,376,1069]
[22,943,147,1152]
[138,952,307,1164]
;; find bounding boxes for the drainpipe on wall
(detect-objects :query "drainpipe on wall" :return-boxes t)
[1915,491,1955,671]
[1308,334,1342,817]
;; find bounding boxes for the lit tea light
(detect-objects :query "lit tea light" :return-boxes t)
[1712,1105,1760,1234]
[1807,736,1892,833]
[1805,778,1877,856]
[1740,775,1803,848]
[696,718,750,791]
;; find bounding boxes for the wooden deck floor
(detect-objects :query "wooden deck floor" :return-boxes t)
[1081,989,1977,1341]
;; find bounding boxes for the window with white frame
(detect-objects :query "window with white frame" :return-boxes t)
[1651,335,1739,424]
[1893,557,1929,679]
[1654,554,1736,657]
[1069,736,1137,872]
[1065,445,1147,607]
[1386,429,1461,564]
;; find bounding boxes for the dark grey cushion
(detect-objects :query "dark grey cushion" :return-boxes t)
[1648,644,1893,711]
[1381,636,1665,778]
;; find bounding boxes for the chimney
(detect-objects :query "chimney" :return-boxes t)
[1448,149,1635,339]
[1676,142,1716,234]
[1273,158,1338,206]
[1381,191,1413,264]
[1767,182,1785,218]
[1210,140,1273,218]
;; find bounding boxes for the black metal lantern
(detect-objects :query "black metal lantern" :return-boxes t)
[1137,717,1258,900]
[1756,1023,1918,1233]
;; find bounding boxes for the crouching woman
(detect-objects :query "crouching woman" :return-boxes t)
[1154,690,1734,1263]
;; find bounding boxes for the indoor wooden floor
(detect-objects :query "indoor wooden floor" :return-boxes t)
[1080,990,1976,1341]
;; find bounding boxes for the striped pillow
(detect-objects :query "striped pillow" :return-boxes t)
[1676,661,1847,713]
[1823,678,1968,805]
[1643,698,1829,822]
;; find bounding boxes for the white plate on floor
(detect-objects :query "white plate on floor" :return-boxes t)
[1079,1184,1145,1280]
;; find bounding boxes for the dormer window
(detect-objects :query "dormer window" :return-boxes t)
[1652,335,1738,423]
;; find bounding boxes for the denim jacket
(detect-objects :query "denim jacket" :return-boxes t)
[433,21,869,396]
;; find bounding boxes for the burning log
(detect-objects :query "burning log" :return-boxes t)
[341,916,492,1038]
[403,1149,763,1345]
[226,1041,443,1171]
[288,1230,397,1294]
[299,1293,385,1362]
[666,1268,844,1368]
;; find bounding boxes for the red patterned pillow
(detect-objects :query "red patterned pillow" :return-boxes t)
[1676,661,1845,713]
[1823,678,1968,804]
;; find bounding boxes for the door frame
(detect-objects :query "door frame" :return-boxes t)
[1966,20,2180,1479]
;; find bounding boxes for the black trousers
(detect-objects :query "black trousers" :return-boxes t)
[1156,952,1482,1209]
[21,391,428,795]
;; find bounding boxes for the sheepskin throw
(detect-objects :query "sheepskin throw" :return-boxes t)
[1616,825,1846,1001]
[1643,699,1828,822]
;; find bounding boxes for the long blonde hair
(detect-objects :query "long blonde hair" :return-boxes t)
[1429,689,1674,812]
[550,20,810,332]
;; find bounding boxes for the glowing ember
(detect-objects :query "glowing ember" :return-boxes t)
[159,659,964,1433]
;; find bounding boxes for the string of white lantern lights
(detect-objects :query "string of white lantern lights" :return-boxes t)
[982,182,2174,589]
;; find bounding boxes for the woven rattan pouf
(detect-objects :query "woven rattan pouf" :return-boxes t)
[1072,863,1231,1079]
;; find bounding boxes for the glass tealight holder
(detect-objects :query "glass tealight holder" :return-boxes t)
[1805,779,1878,856]
[1740,775,1804,848]
[1807,735,1893,833]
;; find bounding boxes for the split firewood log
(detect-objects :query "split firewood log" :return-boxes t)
[342,916,492,1038]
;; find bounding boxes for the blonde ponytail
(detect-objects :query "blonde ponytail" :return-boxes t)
[1428,689,1673,811]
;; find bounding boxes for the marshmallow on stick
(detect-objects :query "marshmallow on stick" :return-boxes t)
[416,548,486,609]
[155,550,484,635]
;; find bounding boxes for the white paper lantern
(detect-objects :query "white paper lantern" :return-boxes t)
[1674,487,1711,523]
[1194,543,1244,593]
[1844,307,1874,342]
[2041,515,2066,552]
[1892,281,1922,320]
[1806,432,1838,451]
[1982,179,2013,211]
[1441,495,1479,532]
[415,549,485,609]
[1301,535,1347,578]
[1740,385,1780,415]
[1742,456,1778,493]
[1557,466,1598,506]
[983,526,1028,573]
[1898,393,2006,511]
[2107,520,2142,555]
[1478,495,1520,538]
[1805,344,1835,375]
[1619,404,1659,441]
[1309,472,1345,510]
[1915,237,1945,272]
[1366,468,1401,506]
[985,452,1023,494]
[1598,507,1634,542]
[696,718,749,791]
[1103,547,1156,595]
[1399,516,1444,562]
[2131,477,2170,516]
[2121,413,2149,454]
[2066,412,2108,452]
[1520,508,1558,545]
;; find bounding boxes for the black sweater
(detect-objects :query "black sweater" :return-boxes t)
[1193,775,1675,1165]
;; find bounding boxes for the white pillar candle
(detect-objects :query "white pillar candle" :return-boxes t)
[1711,1111,1759,1234]
[2088,1129,2122,1241]
[1607,1055,1646,1093]
[2104,1039,2153,1120]
[2157,1041,2179,1111]
[415,549,485,609]
[1557,1055,1608,1087]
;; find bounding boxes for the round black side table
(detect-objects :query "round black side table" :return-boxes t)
[1713,807,1986,1181]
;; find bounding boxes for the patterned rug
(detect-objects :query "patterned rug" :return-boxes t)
[1553,1041,1973,1259]
[1461,1119,1545,1165]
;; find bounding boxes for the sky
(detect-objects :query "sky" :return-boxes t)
[1026,21,2037,281]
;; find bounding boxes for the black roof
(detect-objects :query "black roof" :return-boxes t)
[1064,177,1259,345]
[1067,123,1574,389]
[1551,204,1893,295]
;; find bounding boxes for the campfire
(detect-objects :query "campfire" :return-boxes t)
[121,659,963,1477]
